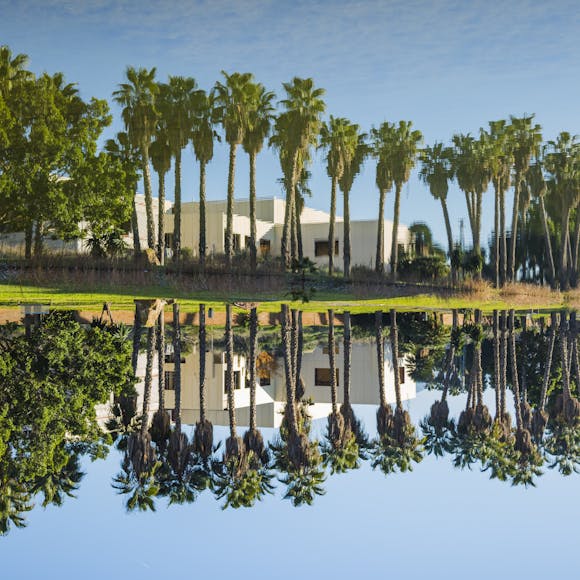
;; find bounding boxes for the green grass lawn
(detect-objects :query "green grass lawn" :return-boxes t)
[0,281,567,314]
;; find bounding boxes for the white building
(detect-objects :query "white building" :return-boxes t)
[149,196,411,271]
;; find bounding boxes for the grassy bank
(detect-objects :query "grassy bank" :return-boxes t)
[0,277,571,314]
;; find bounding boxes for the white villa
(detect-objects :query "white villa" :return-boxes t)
[136,195,411,271]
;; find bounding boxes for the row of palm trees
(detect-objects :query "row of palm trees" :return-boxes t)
[112,64,580,285]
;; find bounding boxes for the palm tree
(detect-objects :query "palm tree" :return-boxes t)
[113,66,159,250]
[419,143,455,281]
[193,304,214,459]
[150,309,170,449]
[0,44,32,99]
[0,471,33,535]
[161,76,198,260]
[319,117,359,275]
[149,129,171,264]
[275,77,326,267]
[452,133,490,266]
[370,124,394,274]
[527,158,556,287]
[484,120,513,287]
[214,71,254,267]
[243,83,275,272]
[544,132,580,289]
[508,115,543,282]
[386,121,423,280]
[339,132,370,279]
[191,89,220,270]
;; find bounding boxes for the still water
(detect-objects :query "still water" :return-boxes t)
[1,306,579,579]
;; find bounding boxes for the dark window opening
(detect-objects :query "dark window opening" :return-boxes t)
[165,371,175,390]
[260,239,271,256]
[314,240,339,257]
[315,368,340,386]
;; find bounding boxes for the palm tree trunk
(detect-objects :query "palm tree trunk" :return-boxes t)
[572,213,580,287]
[225,143,237,268]
[249,307,258,432]
[296,196,304,262]
[500,189,507,286]
[199,304,207,423]
[157,170,166,265]
[141,140,155,250]
[440,197,454,283]
[539,196,556,288]
[291,191,299,264]
[157,311,165,412]
[390,183,402,280]
[282,150,298,269]
[560,207,571,290]
[141,326,155,437]
[508,176,521,282]
[328,309,338,414]
[540,312,557,410]
[343,311,352,408]
[494,184,500,288]
[375,188,386,273]
[173,149,182,260]
[343,186,351,279]
[375,311,386,407]
[199,160,207,270]
[296,310,304,387]
[328,177,337,276]
[131,306,141,375]
[493,310,500,419]
[225,303,236,437]
[249,151,258,272]
[560,313,572,405]
[500,310,507,417]
[508,310,523,428]
[281,305,298,435]
[33,221,43,257]
[474,192,482,260]
[390,309,401,409]
[173,302,182,433]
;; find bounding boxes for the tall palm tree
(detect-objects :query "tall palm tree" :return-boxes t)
[161,76,198,260]
[485,120,513,287]
[419,143,455,281]
[275,77,326,268]
[508,115,543,283]
[191,89,219,270]
[544,132,580,289]
[243,83,275,272]
[370,124,394,274]
[319,117,359,275]
[149,129,171,264]
[339,132,370,279]
[386,121,423,280]
[113,66,159,250]
[214,71,254,267]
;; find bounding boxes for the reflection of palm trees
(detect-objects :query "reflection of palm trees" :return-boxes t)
[554,313,580,424]
[0,470,33,535]
[270,305,325,506]
[321,309,359,474]
[193,304,214,459]
[421,310,458,456]
[532,312,556,440]
[150,310,170,450]
[372,310,424,474]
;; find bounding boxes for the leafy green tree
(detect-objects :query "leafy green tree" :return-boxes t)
[149,128,171,264]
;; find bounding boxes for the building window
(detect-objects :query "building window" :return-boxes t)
[314,240,339,257]
[245,235,251,249]
[259,375,271,386]
[224,370,242,391]
[165,353,185,364]
[322,345,340,354]
[315,368,340,386]
[259,239,271,256]
[233,234,241,252]
[165,370,175,390]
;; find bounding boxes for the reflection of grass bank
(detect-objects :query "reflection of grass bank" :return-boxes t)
[0,279,567,314]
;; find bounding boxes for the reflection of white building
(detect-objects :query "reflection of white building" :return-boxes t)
[161,340,416,428]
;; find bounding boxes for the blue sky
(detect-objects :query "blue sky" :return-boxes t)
[1,0,579,248]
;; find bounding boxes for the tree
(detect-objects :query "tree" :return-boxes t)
[191,89,220,270]
[214,71,254,268]
[339,132,370,279]
[160,76,198,260]
[113,66,159,250]
[319,117,359,275]
[149,129,171,264]
[274,78,326,268]
[243,83,275,272]
[419,142,455,281]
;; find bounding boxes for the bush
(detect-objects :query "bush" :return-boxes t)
[398,254,449,282]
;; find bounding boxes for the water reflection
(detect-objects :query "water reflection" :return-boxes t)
[2,304,580,534]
